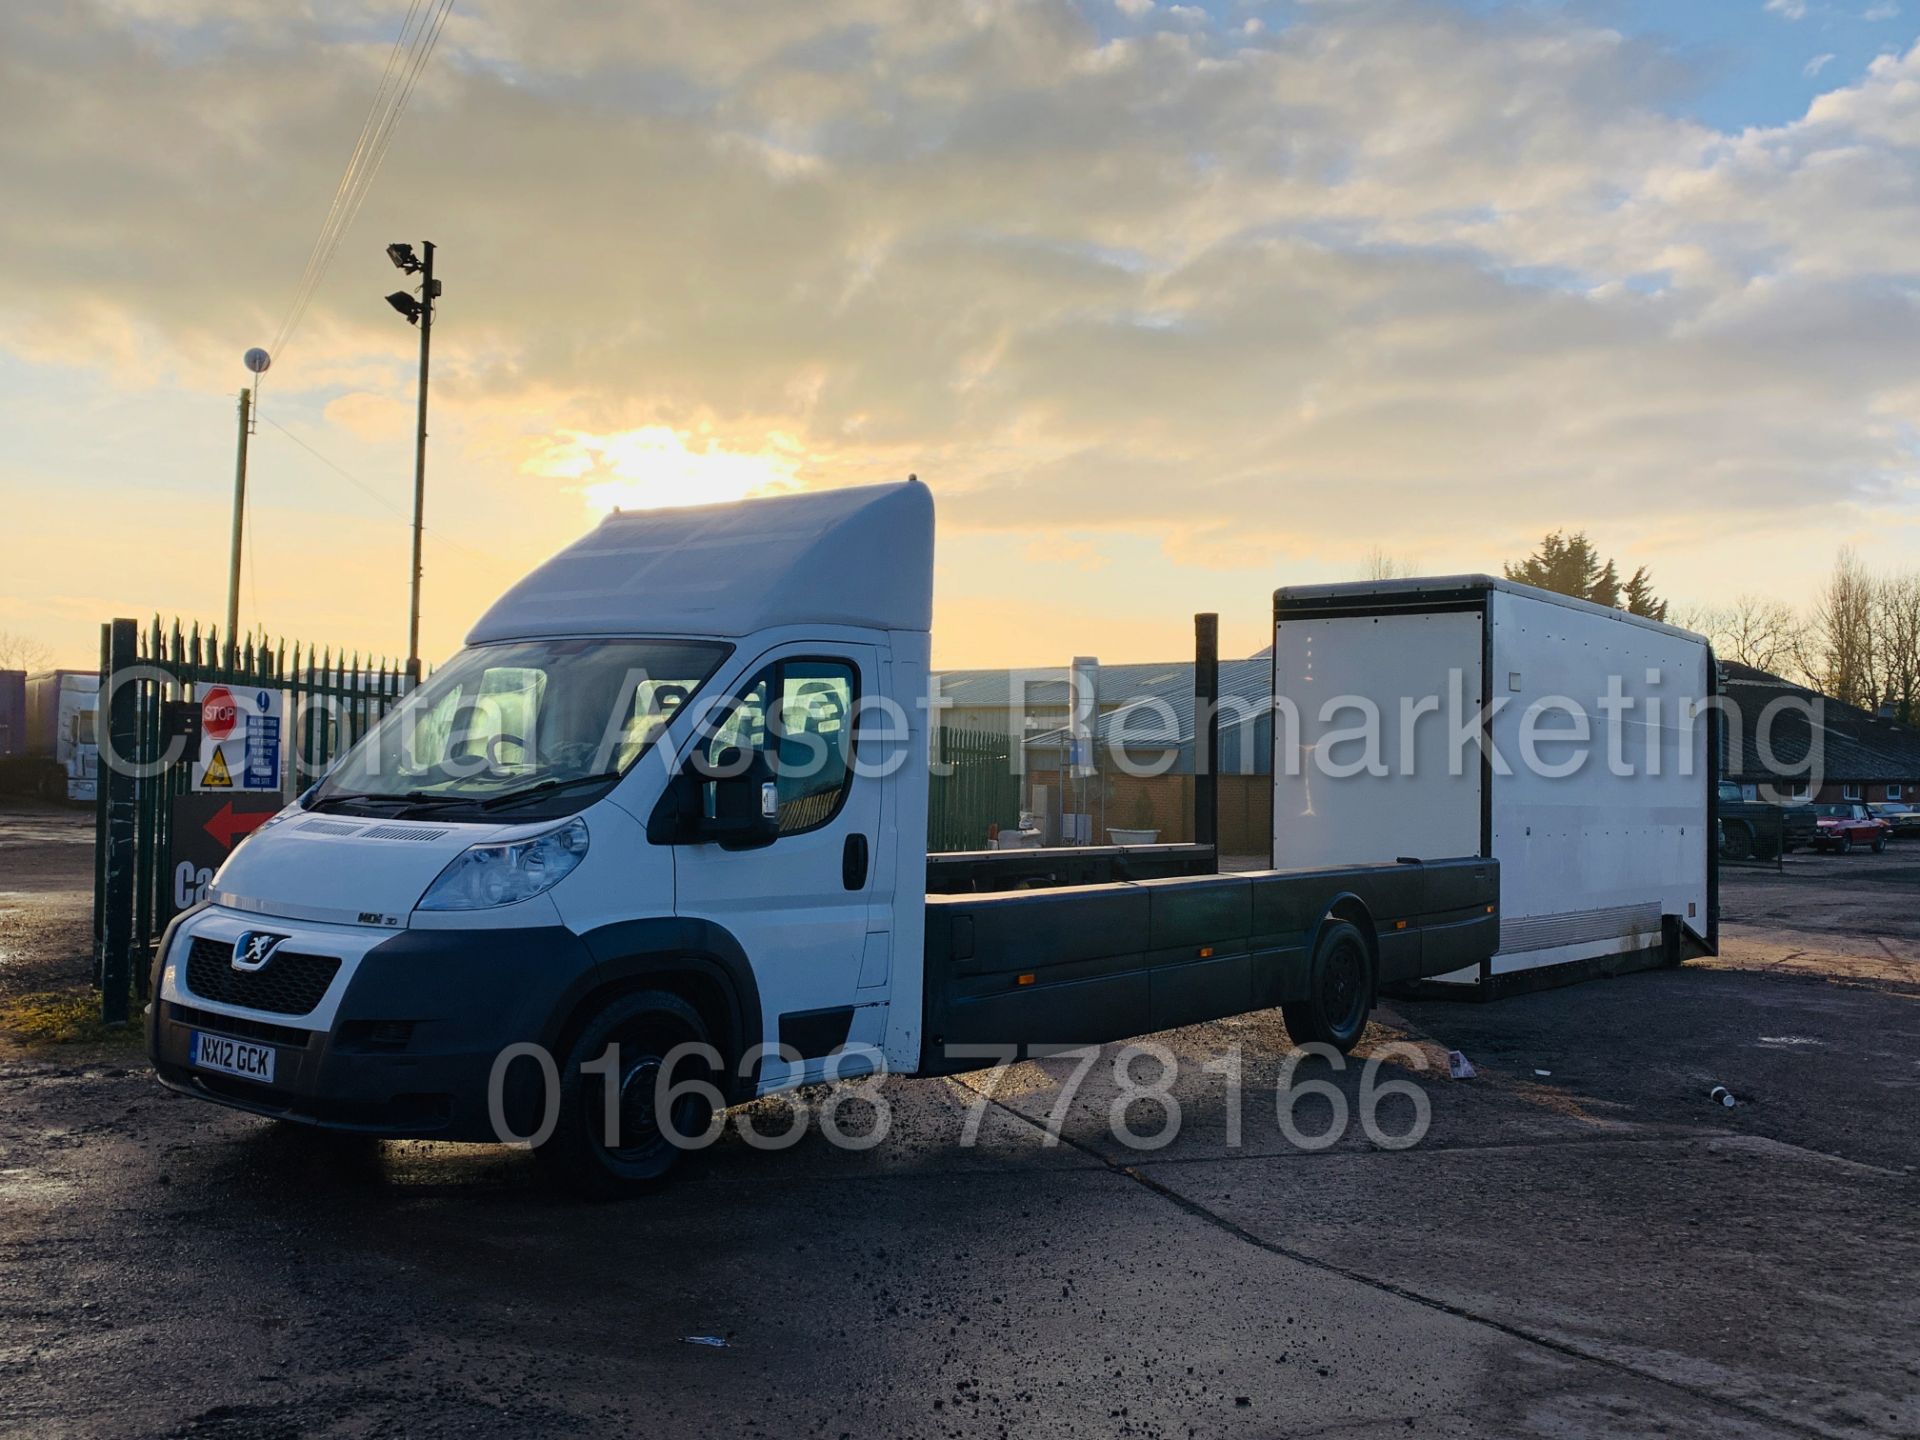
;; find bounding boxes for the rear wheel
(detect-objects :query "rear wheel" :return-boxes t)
[1718,820,1754,861]
[1872,834,1888,853]
[536,990,718,1199]
[1282,920,1374,1054]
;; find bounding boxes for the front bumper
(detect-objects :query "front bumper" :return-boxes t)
[148,910,601,1142]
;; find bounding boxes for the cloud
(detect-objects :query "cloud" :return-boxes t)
[3,0,1920,665]
[1805,51,1837,76]
[1766,0,1808,18]
[1864,3,1899,19]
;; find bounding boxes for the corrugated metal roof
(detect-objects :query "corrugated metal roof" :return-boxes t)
[1022,658,1274,751]
[1720,662,1920,784]
[932,657,1267,712]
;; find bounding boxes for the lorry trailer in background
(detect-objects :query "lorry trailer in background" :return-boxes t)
[0,669,99,804]
[146,481,1715,1194]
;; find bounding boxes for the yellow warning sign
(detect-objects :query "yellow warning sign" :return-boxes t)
[202,746,233,789]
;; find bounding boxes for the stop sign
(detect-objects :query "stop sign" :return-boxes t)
[201,686,237,741]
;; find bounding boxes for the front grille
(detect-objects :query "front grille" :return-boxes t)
[184,937,341,1015]
[166,1002,314,1048]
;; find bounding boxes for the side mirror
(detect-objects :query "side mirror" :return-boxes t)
[703,752,781,851]
[648,746,780,850]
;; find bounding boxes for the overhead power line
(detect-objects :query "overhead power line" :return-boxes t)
[260,415,510,575]
[268,0,457,359]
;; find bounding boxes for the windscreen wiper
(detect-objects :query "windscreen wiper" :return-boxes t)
[479,770,624,811]
[306,789,481,815]
[305,791,410,814]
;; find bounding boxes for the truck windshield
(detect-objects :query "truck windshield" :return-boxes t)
[311,638,730,813]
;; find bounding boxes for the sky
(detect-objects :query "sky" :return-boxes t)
[3,0,1919,671]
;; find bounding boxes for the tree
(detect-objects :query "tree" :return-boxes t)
[1622,566,1668,622]
[1870,572,1920,725]
[1503,531,1667,618]
[1678,596,1804,674]
[1362,546,1417,581]
[0,629,52,672]
[1808,548,1878,711]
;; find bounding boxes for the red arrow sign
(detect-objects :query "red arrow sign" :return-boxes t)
[203,802,273,850]
[202,685,237,741]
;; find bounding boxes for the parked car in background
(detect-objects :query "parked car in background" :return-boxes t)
[1811,802,1890,854]
[1866,802,1920,839]
[1717,781,1818,859]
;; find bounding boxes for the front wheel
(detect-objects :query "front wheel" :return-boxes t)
[1838,834,1854,855]
[1282,920,1374,1054]
[536,990,719,1199]
[1872,835,1888,853]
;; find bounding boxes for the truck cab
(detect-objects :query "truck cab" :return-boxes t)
[150,482,937,1191]
[24,670,99,804]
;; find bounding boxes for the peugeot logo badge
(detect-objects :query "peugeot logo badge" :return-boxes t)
[231,931,288,971]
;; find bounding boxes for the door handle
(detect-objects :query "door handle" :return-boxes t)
[842,833,869,891]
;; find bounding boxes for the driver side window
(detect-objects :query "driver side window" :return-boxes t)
[703,659,856,835]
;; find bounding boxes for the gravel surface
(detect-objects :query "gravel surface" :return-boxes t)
[1,806,1915,1438]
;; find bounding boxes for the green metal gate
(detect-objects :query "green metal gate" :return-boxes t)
[92,617,410,1024]
[927,724,1021,852]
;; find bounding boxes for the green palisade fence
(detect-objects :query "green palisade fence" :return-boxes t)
[91,617,410,1023]
[927,724,1021,853]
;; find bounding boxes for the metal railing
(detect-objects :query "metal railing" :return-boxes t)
[928,725,1022,853]
[92,617,410,1023]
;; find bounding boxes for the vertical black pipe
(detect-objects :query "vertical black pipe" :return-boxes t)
[1194,613,1219,855]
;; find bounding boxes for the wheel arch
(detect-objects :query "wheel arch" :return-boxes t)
[564,918,765,1104]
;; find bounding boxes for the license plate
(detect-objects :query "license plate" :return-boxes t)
[189,1031,276,1084]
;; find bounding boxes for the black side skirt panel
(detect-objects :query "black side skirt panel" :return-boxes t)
[779,1005,855,1060]
[918,858,1499,1075]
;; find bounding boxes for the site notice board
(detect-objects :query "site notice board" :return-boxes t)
[191,683,282,793]
[165,684,285,920]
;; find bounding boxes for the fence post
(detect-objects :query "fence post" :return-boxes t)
[92,622,111,985]
[98,619,143,1025]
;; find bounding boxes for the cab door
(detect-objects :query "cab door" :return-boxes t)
[669,644,887,1091]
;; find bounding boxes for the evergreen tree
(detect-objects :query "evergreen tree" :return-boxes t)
[1504,531,1667,619]
[1623,567,1668,622]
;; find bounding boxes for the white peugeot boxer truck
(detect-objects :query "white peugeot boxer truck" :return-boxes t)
[149,480,1708,1193]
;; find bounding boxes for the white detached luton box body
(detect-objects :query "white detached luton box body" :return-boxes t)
[1270,576,1715,993]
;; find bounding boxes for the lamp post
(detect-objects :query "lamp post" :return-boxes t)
[385,241,438,681]
[226,346,271,661]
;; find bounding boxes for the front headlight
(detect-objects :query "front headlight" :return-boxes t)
[417,817,590,911]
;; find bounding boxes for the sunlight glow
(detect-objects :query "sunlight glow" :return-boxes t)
[529,426,801,514]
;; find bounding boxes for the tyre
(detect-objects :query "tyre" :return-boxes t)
[1872,835,1888,854]
[1752,831,1780,862]
[1718,820,1754,862]
[1282,919,1374,1054]
[1837,834,1853,855]
[536,989,718,1199]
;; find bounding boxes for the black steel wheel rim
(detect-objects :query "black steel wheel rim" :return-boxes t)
[1320,938,1366,1036]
